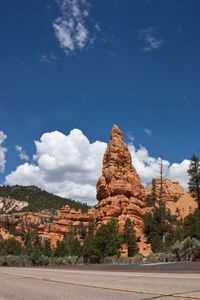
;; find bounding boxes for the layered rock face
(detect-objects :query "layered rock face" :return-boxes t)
[39,205,96,247]
[145,179,197,219]
[96,125,149,254]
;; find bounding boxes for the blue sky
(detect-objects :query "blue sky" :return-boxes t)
[0,0,200,203]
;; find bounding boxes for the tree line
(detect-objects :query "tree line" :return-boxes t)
[0,217,138,265]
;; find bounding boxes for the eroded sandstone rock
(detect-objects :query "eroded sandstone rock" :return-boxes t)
[145,179,198,219]
[96,125,150,255]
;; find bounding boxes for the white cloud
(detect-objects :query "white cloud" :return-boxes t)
[6,129,190,204]
[138,27,164,51]
[0,131,7,172]
[53,0,98,54]
[144,128,152,136]
[129,145,170,186]
[129,145,190,189]
[168,160,190,190]
[15,145,29,161]
[6,129,107,204]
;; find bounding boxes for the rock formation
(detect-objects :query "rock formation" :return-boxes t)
[0,206,95,247]
[96,125,150,255]
[0,197,28,213]
[39,205,96,247]
[145,179,197,219]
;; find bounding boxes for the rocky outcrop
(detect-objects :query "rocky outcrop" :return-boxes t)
[96,125,150,255]
[0,228,13,240]
[0,197,28,213]
[39,205,96,247]
[145,179,197,219]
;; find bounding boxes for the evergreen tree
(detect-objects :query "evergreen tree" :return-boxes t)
[54,240,67,257]
[188,155,200,209]
[0,238,22,256]
[183,210,200,240]
[78,222,87,239]
[88,219,95,237]
[144,204,177,252]
[95,218,123,257]
[123,218,138,256]
[82,236,101,263]
[54,231,82,257]
[22,231,36,255]
[42,239,52,257]
[146,179,157,207]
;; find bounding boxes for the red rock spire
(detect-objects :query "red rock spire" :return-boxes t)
[95,125,149,255]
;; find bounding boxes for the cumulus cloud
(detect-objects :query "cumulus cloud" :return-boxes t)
[129,145,170,187]
[53,0,98,54]
[128,144,189,189]
[138,27,164,51]
[15,145,29,161]
[6,129,107,204]
[168,160,190,190]
[0,131,7,172]
[6,129,190,204]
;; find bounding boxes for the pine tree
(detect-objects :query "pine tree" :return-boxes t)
[94,218,123,257]
[78,222,87,239]
[188,155,200,209]
[43,239,52,257]
[123,218,138,256]
[146,179,157,207]
[144,205,177,252]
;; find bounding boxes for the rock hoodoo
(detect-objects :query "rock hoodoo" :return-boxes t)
[145,179,197,219]
[96,125,149,254]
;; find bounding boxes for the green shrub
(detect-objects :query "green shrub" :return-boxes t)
[0,255,32,267]
[171,237,200,261]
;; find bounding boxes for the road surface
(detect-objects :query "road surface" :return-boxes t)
[61,261,200,273]
[0,265,200,299]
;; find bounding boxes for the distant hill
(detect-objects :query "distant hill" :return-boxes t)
[0,185,90,213]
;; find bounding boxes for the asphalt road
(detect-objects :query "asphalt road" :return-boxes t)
[61,262,200,273]
[0,265,200,300]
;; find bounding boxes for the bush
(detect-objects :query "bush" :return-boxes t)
[145,252,176,263]
[0,238,22,256]
[102,254,144,264]
[49,256,83,266]
[171,237,200,261]
[0,255,32,267]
